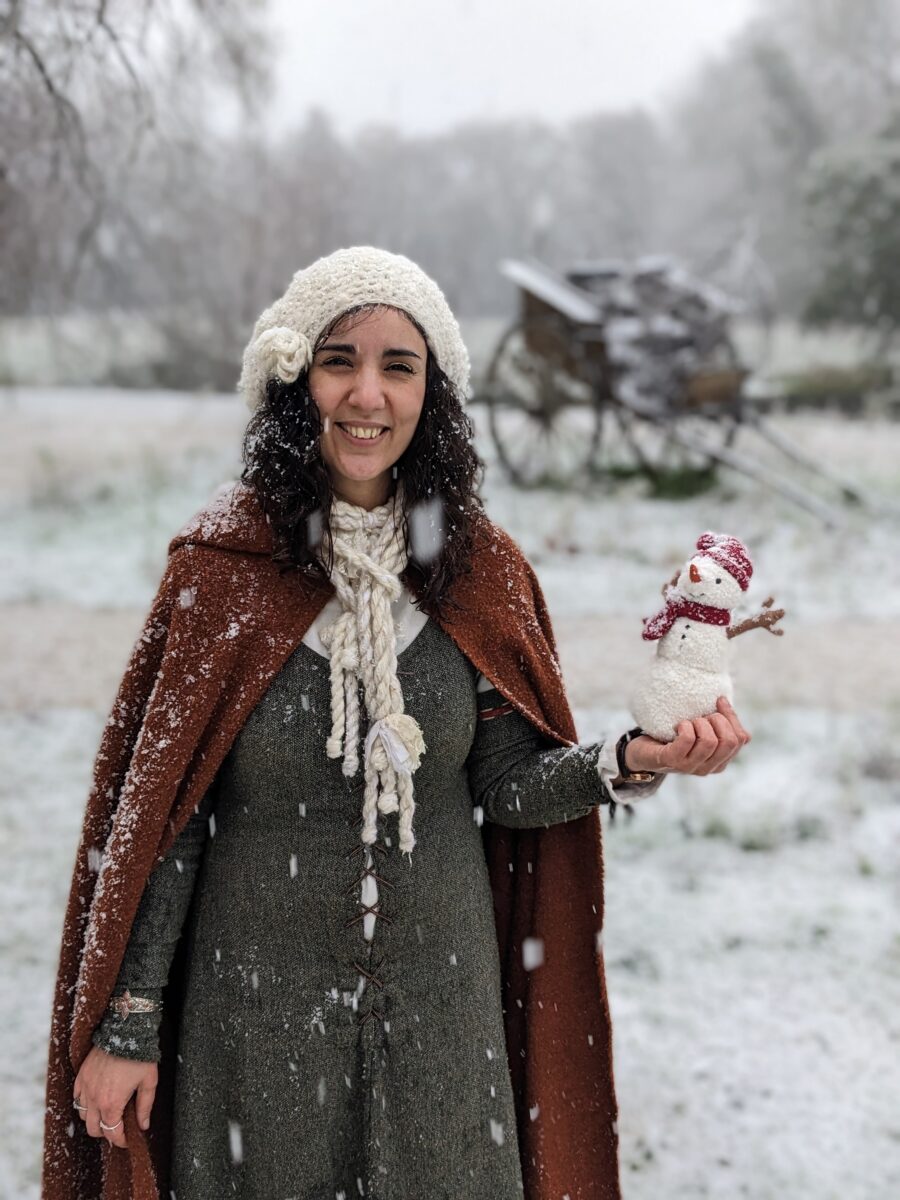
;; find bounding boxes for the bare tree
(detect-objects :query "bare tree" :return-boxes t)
[661,0,900,314]
[0,0,271,311]
[759,0,900,139]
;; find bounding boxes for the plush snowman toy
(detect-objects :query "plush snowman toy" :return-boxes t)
[628,531,784,742]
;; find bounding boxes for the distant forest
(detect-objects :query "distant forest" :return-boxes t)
[3,0,898,382]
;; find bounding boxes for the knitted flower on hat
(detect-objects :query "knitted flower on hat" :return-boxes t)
[238,246,471,410]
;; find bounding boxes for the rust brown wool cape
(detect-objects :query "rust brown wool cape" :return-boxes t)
[42,481,622,1200]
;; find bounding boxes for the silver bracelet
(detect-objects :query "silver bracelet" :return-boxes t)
[108,989,162,1020]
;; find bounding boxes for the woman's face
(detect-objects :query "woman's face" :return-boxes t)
[308,306,428,510]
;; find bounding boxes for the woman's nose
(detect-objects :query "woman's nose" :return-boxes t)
[347,366,388,410]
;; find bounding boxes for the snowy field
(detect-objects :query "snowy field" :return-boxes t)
[1,386,899,1199]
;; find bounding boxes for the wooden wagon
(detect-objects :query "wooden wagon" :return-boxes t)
[476,257,880,526]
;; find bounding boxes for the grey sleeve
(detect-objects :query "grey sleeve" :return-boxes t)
[466,686,610,829]
[91,782,217,1062]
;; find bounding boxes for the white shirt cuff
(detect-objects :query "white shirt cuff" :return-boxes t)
[596,729,667,805]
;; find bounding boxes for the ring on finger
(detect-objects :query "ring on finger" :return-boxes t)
[99,1118,123,1131]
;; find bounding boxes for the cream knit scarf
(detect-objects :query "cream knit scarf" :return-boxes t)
[319,480,426,858]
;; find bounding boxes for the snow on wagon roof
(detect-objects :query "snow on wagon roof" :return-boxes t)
[499,259,603,325]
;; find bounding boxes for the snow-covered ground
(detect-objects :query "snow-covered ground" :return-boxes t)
[1,387,899,1199]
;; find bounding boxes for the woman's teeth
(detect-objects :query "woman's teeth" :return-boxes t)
[338,423,387,440]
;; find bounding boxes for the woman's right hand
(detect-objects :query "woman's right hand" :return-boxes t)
[73,1044,158,1150]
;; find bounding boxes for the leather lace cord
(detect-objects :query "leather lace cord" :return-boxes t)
[344,810,391,1024]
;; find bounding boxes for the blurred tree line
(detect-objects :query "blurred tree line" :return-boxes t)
[1,0,898,388]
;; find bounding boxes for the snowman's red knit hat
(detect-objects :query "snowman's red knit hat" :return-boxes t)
[695,531,752,591]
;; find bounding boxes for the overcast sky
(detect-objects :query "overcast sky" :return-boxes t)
[266,0,758,138]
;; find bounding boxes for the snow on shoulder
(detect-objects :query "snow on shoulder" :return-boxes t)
[169,479,274,558]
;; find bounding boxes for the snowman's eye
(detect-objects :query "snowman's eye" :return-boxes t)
[715,578,721,584]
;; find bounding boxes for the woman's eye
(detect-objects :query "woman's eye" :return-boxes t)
[320,357,412,372]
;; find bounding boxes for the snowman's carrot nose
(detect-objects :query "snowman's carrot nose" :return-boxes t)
[689,562,701,583]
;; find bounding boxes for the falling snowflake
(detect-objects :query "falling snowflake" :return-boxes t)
[522,937,544,970]
[409,495,446,564]
[228,1120,243,1164]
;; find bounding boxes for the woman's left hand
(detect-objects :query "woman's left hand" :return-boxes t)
[624,696,751,777]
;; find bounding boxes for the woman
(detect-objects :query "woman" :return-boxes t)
[44,246,749,1200]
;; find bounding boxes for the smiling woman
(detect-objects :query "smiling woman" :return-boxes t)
[46,246,699,1200]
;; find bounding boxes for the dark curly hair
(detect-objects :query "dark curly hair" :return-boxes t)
[240,303,488,623]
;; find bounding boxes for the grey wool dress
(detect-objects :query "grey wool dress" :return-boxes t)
[92,615,621,1200]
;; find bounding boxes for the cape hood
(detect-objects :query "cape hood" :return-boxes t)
[42,481,622,1200]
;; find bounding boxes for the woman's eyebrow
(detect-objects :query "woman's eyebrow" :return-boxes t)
[318,342,423,360]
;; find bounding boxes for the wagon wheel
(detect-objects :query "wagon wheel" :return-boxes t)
[609,410,726,482]
[606,399,744,493]
[480,316,606,489]
[603,351,748,493]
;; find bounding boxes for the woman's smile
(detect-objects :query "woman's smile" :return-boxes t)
[334,420,390,445]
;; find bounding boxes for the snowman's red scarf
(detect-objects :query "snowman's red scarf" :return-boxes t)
[642,590,731,640]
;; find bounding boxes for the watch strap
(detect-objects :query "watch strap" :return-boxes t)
[615,726,658,783]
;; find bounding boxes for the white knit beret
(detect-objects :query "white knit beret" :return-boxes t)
[238,245,471,410]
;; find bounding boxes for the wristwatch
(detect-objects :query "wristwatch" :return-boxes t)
[615,726,658,784]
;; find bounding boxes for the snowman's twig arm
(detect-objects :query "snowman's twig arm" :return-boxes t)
[727,596,786,639]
